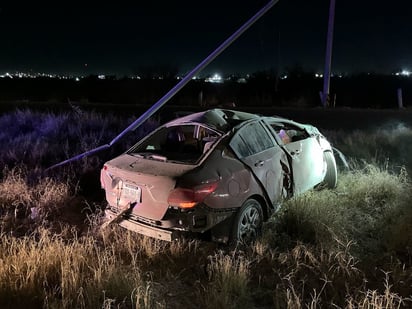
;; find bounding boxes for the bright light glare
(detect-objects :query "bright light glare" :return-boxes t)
[401,70,410,76]
[395,69,411,77]
[205,73,223,83]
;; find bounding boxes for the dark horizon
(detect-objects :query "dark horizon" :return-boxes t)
[1,1,411,76]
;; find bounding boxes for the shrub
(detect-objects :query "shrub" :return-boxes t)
[263,164,412,262]
[323,122,412,175]
[0,108,159,172]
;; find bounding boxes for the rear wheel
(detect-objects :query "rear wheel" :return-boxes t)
[231,198,263,244]
[322,151,337,188]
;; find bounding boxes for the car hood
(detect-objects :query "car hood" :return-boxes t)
[102,154,196,220]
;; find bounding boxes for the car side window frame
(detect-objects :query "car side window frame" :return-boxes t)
[229,120,276,159]
[263,119,309,145]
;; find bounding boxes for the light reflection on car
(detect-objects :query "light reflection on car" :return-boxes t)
[100,109,337,243]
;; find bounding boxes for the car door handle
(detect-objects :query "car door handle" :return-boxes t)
[254,160,265,167]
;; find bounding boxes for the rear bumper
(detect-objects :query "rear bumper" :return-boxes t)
[118,219,177,241]
[104,205,235,241]
[105,209,178,241]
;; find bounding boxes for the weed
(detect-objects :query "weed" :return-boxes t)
[1,110,412,307]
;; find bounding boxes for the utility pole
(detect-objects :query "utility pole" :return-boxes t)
[47,0,281,170]
[321,0,336,107]
[275,29,281,92]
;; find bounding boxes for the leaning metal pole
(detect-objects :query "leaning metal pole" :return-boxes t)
[47,0,280,170]
[321,0,336,107]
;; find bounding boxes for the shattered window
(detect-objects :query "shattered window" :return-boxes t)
[128,125,220,164]
[264,120,309,145]
[230,122,274,158]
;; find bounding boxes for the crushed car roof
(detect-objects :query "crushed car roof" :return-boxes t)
[164,108,312,134]
[165,109,260,132]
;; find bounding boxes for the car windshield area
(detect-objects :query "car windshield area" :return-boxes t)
[128,124,221,164]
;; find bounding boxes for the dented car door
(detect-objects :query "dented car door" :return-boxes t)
[264,120,326,195]
[229,121,289,205]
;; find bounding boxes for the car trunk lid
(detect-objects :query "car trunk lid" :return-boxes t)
[102,154,196,220]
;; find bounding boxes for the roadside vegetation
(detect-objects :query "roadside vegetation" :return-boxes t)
[0,108,411,308]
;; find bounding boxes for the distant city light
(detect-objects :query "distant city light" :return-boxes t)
[401,69,410,76]
[0,69,403,83]
[394,69,411,77]
[205,73,223,83]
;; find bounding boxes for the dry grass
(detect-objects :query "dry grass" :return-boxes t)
[0,166,72,235]
[0,108,158,174]
[0,109,412,308]
[323,122,412,175]
[346,274,408,309]
[201,251,251,308]
[260,164,412,307]
[0,228,150,308]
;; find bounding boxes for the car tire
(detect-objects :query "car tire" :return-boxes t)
[322,151,337,188]
[231,198,263,244]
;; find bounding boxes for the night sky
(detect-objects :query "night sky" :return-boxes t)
[1,0,411,76]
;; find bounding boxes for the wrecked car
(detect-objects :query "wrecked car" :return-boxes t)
[100,109,337,243]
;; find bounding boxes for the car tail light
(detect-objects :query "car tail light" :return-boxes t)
[167,182,219,209]
[100,165,111,189]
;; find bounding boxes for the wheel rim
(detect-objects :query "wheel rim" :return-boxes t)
[238,204,262,243]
